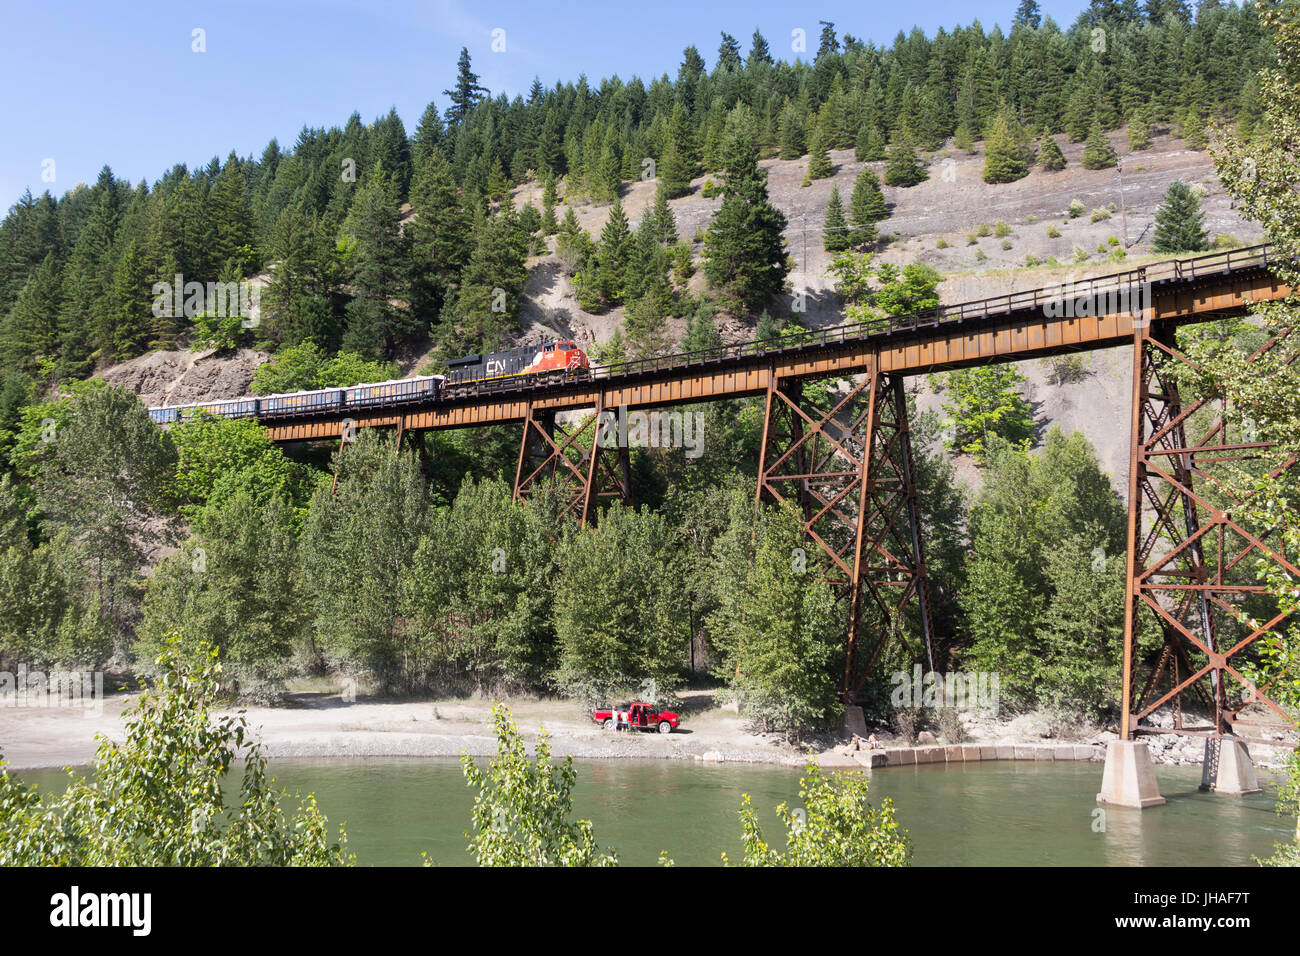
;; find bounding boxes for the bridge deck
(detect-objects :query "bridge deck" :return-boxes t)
[232,245,1289,442]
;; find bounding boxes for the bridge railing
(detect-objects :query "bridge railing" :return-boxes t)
[584,243,1276,386]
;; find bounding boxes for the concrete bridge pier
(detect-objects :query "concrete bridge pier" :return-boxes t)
[1199,736,1261,795]
[1097,739,1166,809]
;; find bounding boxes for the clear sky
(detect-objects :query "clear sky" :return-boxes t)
[0,0,1096,210]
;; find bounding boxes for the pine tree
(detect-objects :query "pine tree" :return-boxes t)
[747,28,772,67]
[1013,0,1042,30]
[778,103,806,160]
[1038,136,1068,170]
[804,127,834,182]
[1080,123,1117,169]
[982,109,1030,184]
[717,32,743,73]
[855,125,887,162]
[413,100,445,163]
[0,252,61,373]
[648,184,677,246]
[444,207,529,355]
[540,175,560,235]
[848,169,887,247]
[1152,180,1208,253]
[823,187,850,252]
[659,139,693,200]
[883,138,928,187]
[408,148,471,324]
[702,130,789,313]
[598,199,632,305]
[594,126,622,203]
[343,165,414,356]
[1127,112,1153,151]
[210,154,252,272]
[443,48,488,126]
[681,299,723,352]
[105,239,154,361]
[1182,106,1208,150]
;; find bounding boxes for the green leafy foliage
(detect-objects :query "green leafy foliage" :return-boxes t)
[707,497,843,737]
[934,365,1036,463]
[0,639,351,865]
[724,762,911,866]
[250,340,399,395]
[959,430,1129,717]
[552,505,687,702]
[461,703,617,866]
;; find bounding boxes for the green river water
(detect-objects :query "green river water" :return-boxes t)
[18,757,1293,866]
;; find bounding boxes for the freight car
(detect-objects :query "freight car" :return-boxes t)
[147,375,445,424]
[146,340,592,425]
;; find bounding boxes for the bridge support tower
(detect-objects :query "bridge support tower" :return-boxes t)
[1105,318,1298,806]
[756,365,937,703]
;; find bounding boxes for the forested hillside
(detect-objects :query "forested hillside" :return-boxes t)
[0,0,1272,388]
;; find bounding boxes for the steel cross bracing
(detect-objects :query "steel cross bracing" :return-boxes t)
[1119,321,1300,747]
[756,366,937,698]
[513,399,632,526]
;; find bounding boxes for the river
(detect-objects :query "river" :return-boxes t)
[17,757,1290,865]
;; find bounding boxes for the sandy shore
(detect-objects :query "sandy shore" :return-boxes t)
[2,687,1293,774]
[0,689,807,771]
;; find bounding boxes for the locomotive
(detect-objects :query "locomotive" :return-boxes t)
[444,339,589,385]
[147,339,591,425]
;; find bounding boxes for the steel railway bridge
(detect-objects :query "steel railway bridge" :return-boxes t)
[198,244,1296,758]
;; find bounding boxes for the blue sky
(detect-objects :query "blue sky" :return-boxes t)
[0,0,1096,210]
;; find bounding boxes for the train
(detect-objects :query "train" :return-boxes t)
[146,339,591,425]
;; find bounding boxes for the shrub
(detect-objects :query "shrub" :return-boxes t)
[937,707,965,744]
[1043,353,1088,385]
[701,178,721,198]
[1090,208,1111,222]
[892,707,921,744]
[1072,244,1090,263]
[1107,236,1120,246]
[461,703,617,866]
[994,221,1011,237]
[975,248,989,263]
[1001,239,1013,250]
[976,223,992,237]
[936,237,950,249]
[725,762,911,867]
[1047,224,1062,238]
[1067,199,1086,219]
[966,233,978,245]
[1025,253,1041,266]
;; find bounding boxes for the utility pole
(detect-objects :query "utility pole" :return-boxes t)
[1116,154,1131,249]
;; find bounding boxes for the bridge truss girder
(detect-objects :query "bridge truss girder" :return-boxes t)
[1121,321,1299,747]
[513,398,632,526]
[756,367,937,700]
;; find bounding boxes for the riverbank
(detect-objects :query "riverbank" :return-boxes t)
[1,686,1294,773]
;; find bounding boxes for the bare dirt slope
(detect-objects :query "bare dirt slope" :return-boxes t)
[98,347,270,407]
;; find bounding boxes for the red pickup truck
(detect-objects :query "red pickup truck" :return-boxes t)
[593,702,680,734]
